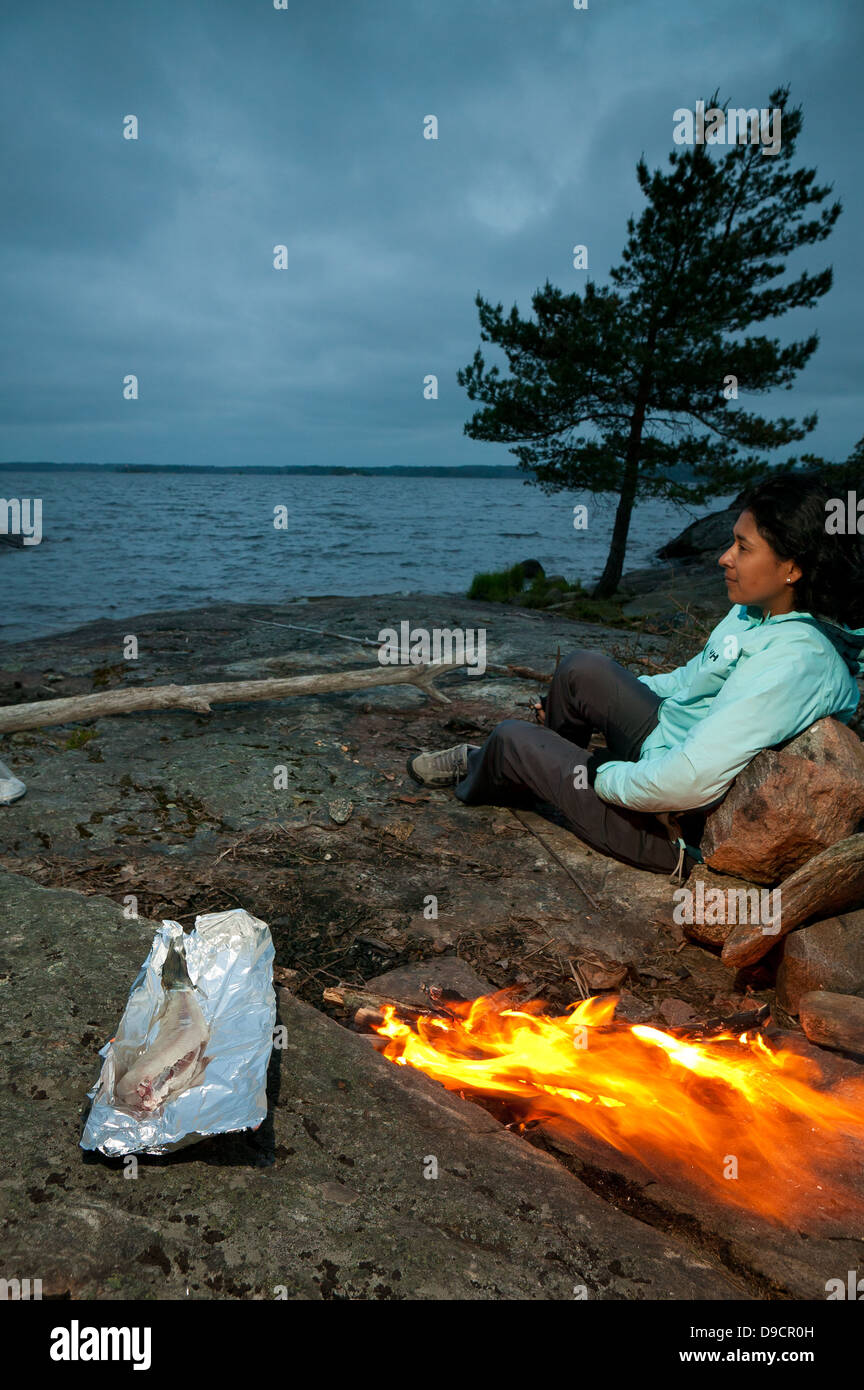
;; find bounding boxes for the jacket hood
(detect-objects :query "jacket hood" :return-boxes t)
[742,604,864,677]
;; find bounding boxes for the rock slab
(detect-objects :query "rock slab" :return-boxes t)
[0,870,744,1300]
[365,956,492,1004]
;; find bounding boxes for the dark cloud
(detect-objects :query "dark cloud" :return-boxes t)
[1,0,862,466]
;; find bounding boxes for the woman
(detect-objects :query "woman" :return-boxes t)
[409,472,864,883]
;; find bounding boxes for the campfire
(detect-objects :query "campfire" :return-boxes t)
[368,990,864,1226]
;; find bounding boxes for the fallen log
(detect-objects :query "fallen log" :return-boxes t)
[505,664,553,683]
[721,835,864,971]
[0,659,467,734]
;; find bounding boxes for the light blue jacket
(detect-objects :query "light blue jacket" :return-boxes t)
[592,604,864,813]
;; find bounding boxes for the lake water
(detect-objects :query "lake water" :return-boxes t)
[0,470,734,645]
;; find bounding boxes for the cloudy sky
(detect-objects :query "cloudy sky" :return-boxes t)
[1,0,862,469]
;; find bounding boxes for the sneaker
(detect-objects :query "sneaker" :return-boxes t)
[407,743,479,788]
[0,759,26,805]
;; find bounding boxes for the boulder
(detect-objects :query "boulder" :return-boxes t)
[657,507,739,560]
[701,718,864,884]
[620,563,729,624]
[656,481,770,563]
[518,558,544,579]
[799,991,864,1057]
[775,909,864,1014]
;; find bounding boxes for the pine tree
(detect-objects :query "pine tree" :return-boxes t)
[458,87,841,597]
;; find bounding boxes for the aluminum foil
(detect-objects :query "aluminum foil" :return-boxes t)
[81,908,276,1157]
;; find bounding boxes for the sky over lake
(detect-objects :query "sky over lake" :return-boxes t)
[1,0,862,469]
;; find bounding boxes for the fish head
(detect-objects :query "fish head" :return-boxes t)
[160,938,194,992]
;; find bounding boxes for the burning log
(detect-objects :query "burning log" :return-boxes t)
[721,834,864,970]
[0,659,466,734]
[322,983,460,1029]
[358,987,864,1226]
[695,1002,772,1036]
[326,979,772,1043]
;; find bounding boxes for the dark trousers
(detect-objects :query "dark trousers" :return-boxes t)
[454,649,707,875]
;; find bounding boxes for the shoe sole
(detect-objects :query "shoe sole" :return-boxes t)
[405,755,458,788]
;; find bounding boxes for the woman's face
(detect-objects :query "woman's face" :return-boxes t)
[718,509,801,612]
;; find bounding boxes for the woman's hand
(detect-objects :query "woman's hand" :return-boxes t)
[530,699,546,726]
[655,811,683,841]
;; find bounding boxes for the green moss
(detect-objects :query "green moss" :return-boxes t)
[91,663,126,689]
[63,729,99,750]
[556,595,640,628]
[466,565,642,626]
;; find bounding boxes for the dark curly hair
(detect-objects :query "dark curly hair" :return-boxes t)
[738,469,864,628]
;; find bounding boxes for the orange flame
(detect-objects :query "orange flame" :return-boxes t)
[374,991,864,1226]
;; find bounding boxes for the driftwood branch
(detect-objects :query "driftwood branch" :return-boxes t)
[721,835,864,970]
[506,665,553,683]
[0,660,467,733]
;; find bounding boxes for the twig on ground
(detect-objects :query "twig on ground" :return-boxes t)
[523,935,559,960]
[248,618,383,650]
[566,957,589,999]
[507,808,601,911]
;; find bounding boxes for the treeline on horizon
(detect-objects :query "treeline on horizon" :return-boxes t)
[0,462,522,477]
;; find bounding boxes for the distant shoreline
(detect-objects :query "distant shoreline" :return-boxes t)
[0,462,525,478]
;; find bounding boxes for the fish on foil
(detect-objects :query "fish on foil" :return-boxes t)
[113,939,210,1116]
[81,908,276,1157]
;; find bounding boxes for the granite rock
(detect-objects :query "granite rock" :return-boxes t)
[776,909,864,1014]
[799,990,864,1057]
[701,718,864,884]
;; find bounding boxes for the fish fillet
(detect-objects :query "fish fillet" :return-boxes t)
[114,942,210,1115]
